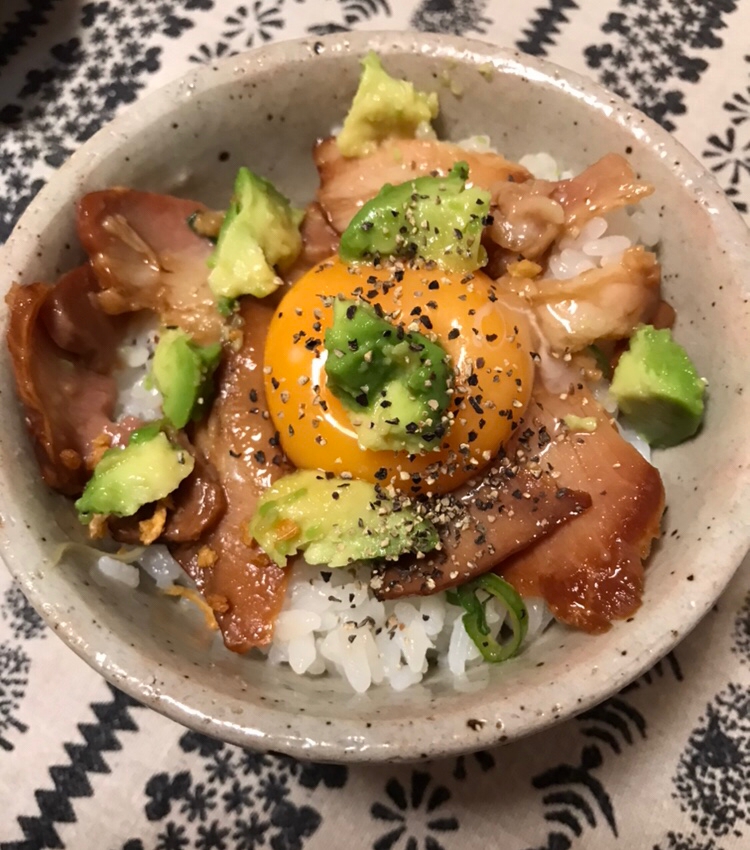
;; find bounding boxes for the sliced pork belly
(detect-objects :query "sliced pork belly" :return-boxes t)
[499,385,665,633]
[6,277,120,495]
[170,299,290,651]
[486,154,654,262]
[373,454,591,600]
[315,136,530,233]
[527,245,661,353]
[552,153,654,233]
[78,189,224,344]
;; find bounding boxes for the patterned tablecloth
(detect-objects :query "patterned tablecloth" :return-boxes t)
[1,2,749,849]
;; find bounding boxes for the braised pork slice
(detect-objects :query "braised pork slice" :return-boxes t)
[6,279,120,495]
[78,189,223,344]
[170,299,290,651]
[552,153,654,232]
[524,245,661,354]
[486,154,654,262]
[499,386,665,633]
[316,137,530,234]
[373,435,592,600]
[282,202,340,285]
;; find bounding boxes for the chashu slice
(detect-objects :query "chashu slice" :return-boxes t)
[170,299,290,651]
[498,385,665,632]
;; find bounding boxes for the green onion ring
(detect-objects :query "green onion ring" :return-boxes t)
[447,574,529,663]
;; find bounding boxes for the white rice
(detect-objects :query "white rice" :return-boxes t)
[91,146,658,692]
[264,561,552,693]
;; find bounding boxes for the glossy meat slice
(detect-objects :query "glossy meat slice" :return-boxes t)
[282,202,340,285]
[6,280,119,495]
[170,299,290,651]
[488,180,566,260]
[40,264,125,372]
[499,386,665,632]
[373,448,591,599]
[315,136,530,233]
[530,245,661,353]
[552,153,654,232]
[486,154,653,262]
[78,188,224,344]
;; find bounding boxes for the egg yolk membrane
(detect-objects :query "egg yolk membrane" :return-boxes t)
[264,259,534,494]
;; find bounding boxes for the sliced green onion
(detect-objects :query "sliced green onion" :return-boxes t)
[448,574,528,663]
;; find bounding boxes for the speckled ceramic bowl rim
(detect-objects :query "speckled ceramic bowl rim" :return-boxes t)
[2,32,750,762]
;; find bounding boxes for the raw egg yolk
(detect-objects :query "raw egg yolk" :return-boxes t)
[264,259,533,495]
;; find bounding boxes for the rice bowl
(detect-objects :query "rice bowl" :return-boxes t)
[0,32,748,761]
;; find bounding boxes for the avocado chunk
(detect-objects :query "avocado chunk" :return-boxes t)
[324,299,452,453]
[150,328,222,429]
[208,167,304,301]
[610,324,706,448]
[339,162,490,273]
[248,470,439,568]
[337,51,439,158]
[75,427,195,521]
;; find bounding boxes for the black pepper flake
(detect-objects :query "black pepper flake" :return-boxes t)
[304,337,321,350]
[249,389,258,403]
[453,228,463,240]
[486,333,498,342]
[405,422,418,434]
[380,399,392,408]
[538,427,551,447]
[254,450,266,464]
[467,374,479,387]
[229,449,241,458]
[374,467,388,480]
[476,357,485,369]
[271,377,280,390]
[332,491,340,500]
[347,339,359,351]
[360,221,373,232]
[469,396,483,415]
[467,430,478,443]
[346,304,357,320]
[428,280,440,290]
[448,328,459,340]
[394,269,404,282]
[419,315,433,330]
[512,489,522,499]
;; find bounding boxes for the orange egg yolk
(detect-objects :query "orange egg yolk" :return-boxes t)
[264,259,533,495]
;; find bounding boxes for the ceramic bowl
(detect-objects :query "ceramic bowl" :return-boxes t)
[1,32,749,762]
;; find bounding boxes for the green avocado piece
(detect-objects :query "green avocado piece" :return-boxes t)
[208,167,304,300]
[610,324,706,448]
[324,299,452,453]
[248,470,439,568]
[75,429,195,521]
[337,51,439,158]
[339,162,490,273]
[151,328,222,429]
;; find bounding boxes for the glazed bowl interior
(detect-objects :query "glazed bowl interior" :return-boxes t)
[1,32,749,762]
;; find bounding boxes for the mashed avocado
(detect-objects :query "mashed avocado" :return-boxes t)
[337,52,439,158]
[610,324,706,448]
[324,299,452,454]
[339,162,490,273]
[75,426,195,521]
[248,470,439,568]
[208,167,304,301]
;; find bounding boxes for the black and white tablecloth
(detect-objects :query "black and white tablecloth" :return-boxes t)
[1,2,749,848]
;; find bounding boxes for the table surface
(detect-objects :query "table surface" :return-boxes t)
[1,2,749,849]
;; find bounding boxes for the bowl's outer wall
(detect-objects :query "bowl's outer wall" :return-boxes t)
[0,32,748,762]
